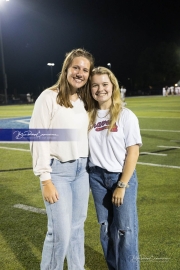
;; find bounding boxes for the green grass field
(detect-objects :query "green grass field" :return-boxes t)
[0,96,180,270]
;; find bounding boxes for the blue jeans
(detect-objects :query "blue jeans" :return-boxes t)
[40,158,89,270]
[89,166,139,270]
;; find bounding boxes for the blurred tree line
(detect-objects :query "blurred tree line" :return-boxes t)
[134,42,180,93]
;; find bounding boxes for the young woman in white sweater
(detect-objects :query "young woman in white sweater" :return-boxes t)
[30,48,94,270]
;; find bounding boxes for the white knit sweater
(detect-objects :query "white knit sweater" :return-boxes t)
[29,89,89,181]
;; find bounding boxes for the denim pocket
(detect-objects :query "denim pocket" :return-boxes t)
[106,172,120,189]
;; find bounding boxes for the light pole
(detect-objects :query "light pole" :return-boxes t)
[47,63,55,85]
[107,63,111,69]
[0,0,9,104]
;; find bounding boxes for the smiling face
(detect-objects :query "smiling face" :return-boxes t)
[67,56,90,93]
[91,74,113,109]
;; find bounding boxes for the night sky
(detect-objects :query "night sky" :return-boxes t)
[0,0,180,97]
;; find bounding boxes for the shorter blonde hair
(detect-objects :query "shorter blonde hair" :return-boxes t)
[89,67,123,132]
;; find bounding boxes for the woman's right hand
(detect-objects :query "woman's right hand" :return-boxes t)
[42,180,59,204]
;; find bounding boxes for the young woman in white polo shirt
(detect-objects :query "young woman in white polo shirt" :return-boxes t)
[88,67,142,270]
[30,48,94,270]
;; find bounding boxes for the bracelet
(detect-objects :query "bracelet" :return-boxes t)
[42,182,51,186]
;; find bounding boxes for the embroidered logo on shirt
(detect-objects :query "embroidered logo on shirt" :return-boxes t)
[94,120,118,132]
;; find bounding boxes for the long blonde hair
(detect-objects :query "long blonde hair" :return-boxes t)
[89,67,123,132]
[49,48,94,111]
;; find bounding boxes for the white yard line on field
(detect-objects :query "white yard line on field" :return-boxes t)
[0,141,29,144]
[170,140,180,142]
[140,152,167,156]
[15,119,30,125]
[141,129,180,132]
[0,116,30,120]
[13,204,46,215]
[138,117,180,119]
[153,110,180,112]
[0,146,30,152]
[137,162,180,169]
[1,147,179,171]
[157,145,180,149]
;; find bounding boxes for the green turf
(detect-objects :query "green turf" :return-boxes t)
[0,105,34,118]
[0,96,180,269]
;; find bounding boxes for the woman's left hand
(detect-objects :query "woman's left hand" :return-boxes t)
[112,145,139,207]
[112,187,126,207]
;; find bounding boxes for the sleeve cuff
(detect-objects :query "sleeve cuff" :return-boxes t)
[40,172,51,181]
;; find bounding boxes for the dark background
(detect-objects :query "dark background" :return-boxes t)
[0,0,180,101]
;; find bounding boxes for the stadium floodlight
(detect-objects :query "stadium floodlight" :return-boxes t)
[107,63,111,69]
[47,63,55,84]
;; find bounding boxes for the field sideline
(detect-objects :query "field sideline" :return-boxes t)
[0,95,180,270]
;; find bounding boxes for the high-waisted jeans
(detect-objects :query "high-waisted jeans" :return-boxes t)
[40,158,89,270]
[89,166,139,270]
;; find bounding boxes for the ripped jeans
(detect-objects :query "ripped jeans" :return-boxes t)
[89,166,139,270]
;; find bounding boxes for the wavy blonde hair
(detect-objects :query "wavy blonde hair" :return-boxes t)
[49,48,94,111]
[89,67,123,132]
